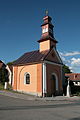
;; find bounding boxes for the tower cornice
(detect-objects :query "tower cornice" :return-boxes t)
[37,36,58,43]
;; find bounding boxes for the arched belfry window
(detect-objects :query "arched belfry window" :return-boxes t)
[24,73,30,84]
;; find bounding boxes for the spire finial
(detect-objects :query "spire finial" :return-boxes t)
[45,10,48,16]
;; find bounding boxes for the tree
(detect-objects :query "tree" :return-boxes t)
[63,64,72,74]
[7,60,16,65]
[0,67,9,85]
[62,64,72,95]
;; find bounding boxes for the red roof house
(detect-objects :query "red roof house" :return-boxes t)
[65,73,80,86]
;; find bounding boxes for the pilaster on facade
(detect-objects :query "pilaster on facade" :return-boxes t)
[42,63,47,97]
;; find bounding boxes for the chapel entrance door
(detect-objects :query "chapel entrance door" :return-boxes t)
[51,74,56,96]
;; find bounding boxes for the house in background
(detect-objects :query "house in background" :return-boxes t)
[6,65,13,85]
[65,73,80,86]
[0,60,13,86]
[12,14,63,97]
[65,73,80,94]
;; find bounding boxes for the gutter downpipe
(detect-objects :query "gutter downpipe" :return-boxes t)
[42,63,47,97]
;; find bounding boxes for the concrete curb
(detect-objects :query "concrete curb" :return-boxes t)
[0,90,80,101]
[35,96,80,101]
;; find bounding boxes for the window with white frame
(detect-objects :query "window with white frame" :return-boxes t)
[24,73,30,84]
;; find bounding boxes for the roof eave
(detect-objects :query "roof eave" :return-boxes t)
[12,61,44,66]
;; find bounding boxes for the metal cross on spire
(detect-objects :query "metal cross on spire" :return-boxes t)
[45,10,48,16]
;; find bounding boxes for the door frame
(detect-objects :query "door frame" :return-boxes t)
[51,73,58,91]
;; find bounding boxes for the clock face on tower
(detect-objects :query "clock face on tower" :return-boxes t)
[42,28,48,34]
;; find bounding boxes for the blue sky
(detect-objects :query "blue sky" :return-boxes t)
[0,0,80,73]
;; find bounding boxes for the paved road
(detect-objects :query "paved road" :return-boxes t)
[0,95,80,120]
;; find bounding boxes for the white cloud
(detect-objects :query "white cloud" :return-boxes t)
[61,51,80,57]
[71,58,80,66]
[59,51,80,73]
[68,57,80,73]
[59,52,71,64]
[69,67,74,72]
[60,56,66,62]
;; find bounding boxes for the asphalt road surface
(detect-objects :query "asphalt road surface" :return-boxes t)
[0,95,80,120]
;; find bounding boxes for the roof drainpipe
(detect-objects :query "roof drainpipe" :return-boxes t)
[42,62,47,97]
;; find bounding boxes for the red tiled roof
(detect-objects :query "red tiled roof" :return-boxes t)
[65,73,80,81]
[13,50,50,66]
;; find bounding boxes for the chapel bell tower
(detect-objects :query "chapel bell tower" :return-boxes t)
[38,11,58,52]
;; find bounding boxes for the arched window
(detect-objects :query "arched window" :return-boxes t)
[24,73,30,84]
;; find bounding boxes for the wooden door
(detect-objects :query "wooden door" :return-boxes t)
[51,75,56,96]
